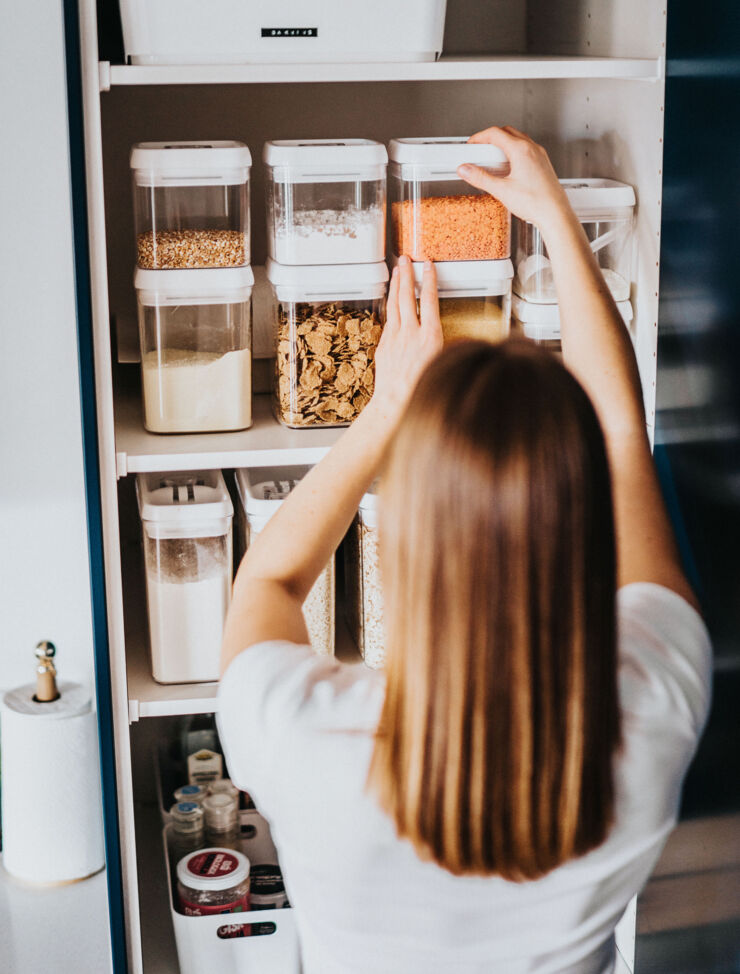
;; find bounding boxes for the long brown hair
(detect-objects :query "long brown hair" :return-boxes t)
[368,338,619,881]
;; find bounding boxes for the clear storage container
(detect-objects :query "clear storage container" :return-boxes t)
[135,267,253,434]
[344,488,384,669]
[131,142,250,269]
[389,137,511,262]
[513,295,634,354]
[234,466,335,656]
[514,179,636,304]
[264,140,387,265]
[136,471,233,685]
[393,257,513,343]
[267,259,388,428]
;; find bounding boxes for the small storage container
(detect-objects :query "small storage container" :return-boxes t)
[131,142,250,269]
[135,267,253,433]
[137,471,233,685]
[513,295,634,354]
[234,466,335,656]
[120,1,447,66]
[264,140,387,265]
[267,259,388,428]
[344,488,385,669]
[514,179,636,304]
[389,137,511,262]
[392,257,513,343]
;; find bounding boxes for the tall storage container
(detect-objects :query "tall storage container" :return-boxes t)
[234,466,335,656]
[345,488,385,669]
[264,140,387,265]
[135,268,253,433]
[131,142,251,269]
[137,471,233,684]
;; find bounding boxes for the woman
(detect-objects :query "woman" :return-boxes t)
[217,127,711,973]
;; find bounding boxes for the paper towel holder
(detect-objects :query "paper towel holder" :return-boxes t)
[34,640,60,703]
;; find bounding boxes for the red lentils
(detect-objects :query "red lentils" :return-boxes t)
[392,194,510,261]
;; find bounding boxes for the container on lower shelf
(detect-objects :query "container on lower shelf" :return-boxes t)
[131,142,251,269]
[345,487,384,669]
[267,259,387,428]
[514,179,635,303]
[513,295,634,353]
[135,267,254,433]
[235,466,335,655]
[264,140,387,265]
[388,137,511,262]
[136,471,233,684]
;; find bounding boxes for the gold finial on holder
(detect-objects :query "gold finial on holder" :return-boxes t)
[34,640,60,703]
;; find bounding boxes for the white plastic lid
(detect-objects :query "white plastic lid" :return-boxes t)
[391,256,513,295]
[203,792,239,831]
[130,141,251,187]
[389,137,509,179]
[266,258,389,302]
[174,785,206,804]
[513,295,633,339]
[235,466,312,522]
[134,266,254,306]
[177,849,250,892]
[264,139,387,182]
[358,484,379,529]
[560,178,636,211]
[136,471,233,524]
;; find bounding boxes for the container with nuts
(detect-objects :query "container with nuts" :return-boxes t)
[344,487,385,670]
[130,141,251,269]
[266,259,388,429]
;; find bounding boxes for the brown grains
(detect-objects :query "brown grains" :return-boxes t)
[137,229,247,269]
[275,302,382,428]
[392,194,510,261]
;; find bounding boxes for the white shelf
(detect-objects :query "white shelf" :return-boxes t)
[102,55,662,89]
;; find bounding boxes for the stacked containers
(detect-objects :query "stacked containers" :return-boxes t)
[512,295,635,354]
[234,466,335,655]
[136,471,233,684]
[130,141,253,432]
[264,140,389,428]
[344,487,384,669]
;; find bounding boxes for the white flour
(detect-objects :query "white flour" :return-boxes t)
[273,207,384,264]
[142,347,251,433]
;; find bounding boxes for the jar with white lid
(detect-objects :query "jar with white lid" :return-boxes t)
[264,140,387,265]
[130,141,251,269]
[345,487,384,669]
[176,848,251,917]
[203,792,241,851]
[267,259,387,428]
[513,295,634,355]
[168,802,206,876]
[391,256,513,343]
[514,179,636,304]
[389,138,511,262]
[136,471,233,685]
[135,267,253,433]
[234,466,335,656]
[174,784,207,806]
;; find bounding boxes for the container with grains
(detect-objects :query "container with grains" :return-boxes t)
[235,466,335,656]
[130,141,250,269]
[344,488,385,670]
[389,137,511,262]
[266,259,387,429]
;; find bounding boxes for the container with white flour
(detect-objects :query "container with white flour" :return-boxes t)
[137,471,233,684]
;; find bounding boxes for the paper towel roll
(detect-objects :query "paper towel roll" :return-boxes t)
[1,680,105,884]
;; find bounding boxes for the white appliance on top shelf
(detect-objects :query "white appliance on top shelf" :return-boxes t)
[119,0,448,65]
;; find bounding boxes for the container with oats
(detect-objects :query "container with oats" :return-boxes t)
[513,294,634,355]
[234,466,335,656]
[267,259,388,429]
[264,139,387,266]
[389,137,511,262]
[131,141,250,269]
[344,487,385,670]
[135,267,253,433]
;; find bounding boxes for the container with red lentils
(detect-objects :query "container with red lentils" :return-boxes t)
[388,137,511,262]
[176,847,251,916]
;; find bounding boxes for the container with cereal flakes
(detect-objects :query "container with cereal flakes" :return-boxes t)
[388,137,511,262]
[131,141,250,269]
[344,487,385,669]
[266,259,388,428]
[234,466,335,656]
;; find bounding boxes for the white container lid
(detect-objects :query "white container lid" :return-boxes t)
[266,258,389,302]
[560,178,636,211]
[513,295,633,340]
[389,137,509,180]
[136,471,233,526]
[177,848,250,892]
[130,141,251,187]
[391,257,513,295]
[263,139,387,183]
[358,484,379,529]
[235,465,312,522]
[134,266,254,306]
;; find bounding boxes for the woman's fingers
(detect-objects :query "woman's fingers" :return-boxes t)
[384,264,401,334]
[468,125,522,150]
[420,261,442,346]
[398,255,420,328]
[457,163,506,198]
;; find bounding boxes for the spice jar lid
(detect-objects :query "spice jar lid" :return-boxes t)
[263,139,387,182]
[170,802,205,833]
[250,864,285,896]
[177,849,250,892]
[560,178,636,211]
[390,256,513,295]
[266,258,389,302]
[174,784,207,805]
[136,471,234,531]
[134,266,254,306]
[130,141,251,187]
[389,137,509,180]
[208,779,240,800]
[203,792,239,831]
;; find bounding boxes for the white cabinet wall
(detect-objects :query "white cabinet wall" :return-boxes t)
[76,1,667,970]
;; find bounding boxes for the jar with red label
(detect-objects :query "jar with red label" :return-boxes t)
[176,848,251,916]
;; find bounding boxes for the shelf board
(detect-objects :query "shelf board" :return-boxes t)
[102,55,662,89]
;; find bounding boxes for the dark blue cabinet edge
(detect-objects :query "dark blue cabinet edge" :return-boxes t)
[61,0,128,970]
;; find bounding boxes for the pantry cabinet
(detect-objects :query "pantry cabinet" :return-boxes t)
[73,0,665,969]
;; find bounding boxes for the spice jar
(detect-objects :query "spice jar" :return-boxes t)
[512,294,634,355]
[136,471,233,685]
[264,140,387,265]
[203,792,241,851]
[345,487,384,669]
[389,138,511,262]
[174,784,207,806]
[135,267,253,433]
[235,466,335,655]
[167,802,205,877]
[267,259,387,428]
[131,141,250,269]
[177,848,251,916]
[250,864,289,910]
